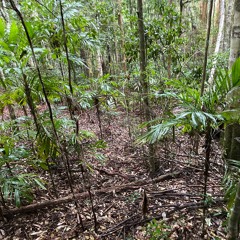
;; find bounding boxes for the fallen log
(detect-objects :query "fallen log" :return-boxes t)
[2,171,181,217]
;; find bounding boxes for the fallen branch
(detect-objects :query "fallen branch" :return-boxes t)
[94,167,135,180]
[99,198,225,237]
[3,171,181,217]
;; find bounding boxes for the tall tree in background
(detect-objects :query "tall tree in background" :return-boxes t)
[200,0,208,25]
[209,0,225,85]
[137,0,157,173]
[224,0,234,51]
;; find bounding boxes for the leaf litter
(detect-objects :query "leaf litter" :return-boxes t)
[0,106,226,239]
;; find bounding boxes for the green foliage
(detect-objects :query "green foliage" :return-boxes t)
[138,57,240,145]
[0,18,5,38]
[145,2,183,58]
[137,86,223,144]
[9,21,19,44]
[0,135,46,207]
[217,58,240,123]
[224,168,238,211]
[231,58,240,88]
[146,219,171,240]
[1,173,46,207]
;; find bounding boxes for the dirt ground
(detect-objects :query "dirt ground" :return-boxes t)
[0,106,227,239]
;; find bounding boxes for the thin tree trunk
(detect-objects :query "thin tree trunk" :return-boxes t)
[200,0,214,237]
[214,0,220,27]
[200,0,208,25]
[117,0,127,73]
[59,0,73,95]
[96,49,103,78]
[201,0,214,96]
[137,0,157,173]
[209,0,225,86]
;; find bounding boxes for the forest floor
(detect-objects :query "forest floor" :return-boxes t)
[0,105,227,239]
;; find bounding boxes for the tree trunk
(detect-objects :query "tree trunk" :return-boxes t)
[214,0,220,27]
[201,0,214,96]
[223,0,234,51]
[228,181,240,240]
[96,49,103,78]
[137,0,157,173]
[227,1,240,238]
[117,0,127,73]
[225,0,240,162]
[209,0,225,86]
[225,123,240,160]
[229,0,240,68]
[200,0,208,25]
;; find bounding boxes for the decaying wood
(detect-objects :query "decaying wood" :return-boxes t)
[3,171,181,217]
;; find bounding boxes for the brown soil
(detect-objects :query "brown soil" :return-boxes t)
[0,106,226,239]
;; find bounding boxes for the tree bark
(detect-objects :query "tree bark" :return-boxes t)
[213,0,220,27]
[226,1,240,238]
[223,0,234,51]
[225,0,240,162]
[224,123,240,161]
[117,0,127,73]
[209,0,225,86]
[200,0,208,25]
[201,0,214,96]
[228,181,240,240]
[137,0,157,173]
[229,0,240,68]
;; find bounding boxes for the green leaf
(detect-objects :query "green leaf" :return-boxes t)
[39,161,49,171]
[14,188,21,207]
[191,112,198,128]
[25,22,34,38]
[2,182,10,199]
[9,21,19,43]
[0,41,10,51]
[222,109,240,122]
[33,178,46,190]
[196,112,206,127]
[231,58,240,88]
[0,18,5,38]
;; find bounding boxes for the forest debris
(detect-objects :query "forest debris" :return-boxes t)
[94,167,135,180]
[100,198,224,238]
[2,171,181,217]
